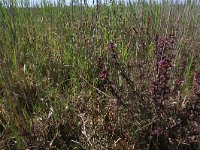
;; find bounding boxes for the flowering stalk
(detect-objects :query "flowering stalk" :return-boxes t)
[107,42,145,101]
[98,69,135,116]
[152,35,175,109]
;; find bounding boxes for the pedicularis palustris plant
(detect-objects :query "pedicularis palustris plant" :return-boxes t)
[97,34,199,149]
[152,34,175,109]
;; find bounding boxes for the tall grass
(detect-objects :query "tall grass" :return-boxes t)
[0,0,199,149]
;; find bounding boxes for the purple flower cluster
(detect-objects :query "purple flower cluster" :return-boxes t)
[152,35,175,108]
[177,77,185,86]
[99,70,109,81]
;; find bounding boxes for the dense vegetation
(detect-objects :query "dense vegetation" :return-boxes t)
[0,0,199,149]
